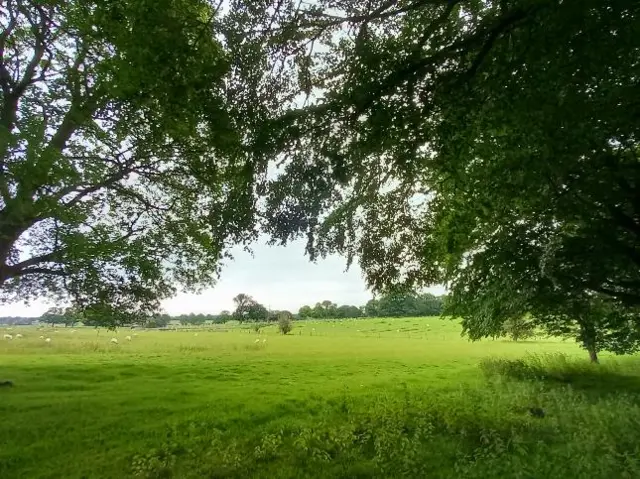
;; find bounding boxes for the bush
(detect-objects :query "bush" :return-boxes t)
[278,314,293,335]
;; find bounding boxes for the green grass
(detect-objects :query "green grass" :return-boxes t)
[1,318,639,478]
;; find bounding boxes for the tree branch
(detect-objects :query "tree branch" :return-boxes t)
[305,0,452,26]
[10,267,68,278]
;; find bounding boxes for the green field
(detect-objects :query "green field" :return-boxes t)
[1,318,640,478]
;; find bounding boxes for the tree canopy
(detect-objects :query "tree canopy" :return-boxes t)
[233,0,640,358]
[0,0,276,324]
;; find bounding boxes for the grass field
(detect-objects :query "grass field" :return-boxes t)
[1,317,640,478]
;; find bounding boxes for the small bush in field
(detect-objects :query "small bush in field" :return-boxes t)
[278,315,293,335]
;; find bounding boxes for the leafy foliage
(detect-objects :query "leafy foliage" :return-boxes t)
[500,317,536,342]
[0,0,270,324]
[232,0,640,355]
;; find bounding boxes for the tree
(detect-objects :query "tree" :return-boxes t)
[41,307,64,327]
[232,294,268,322]
[278,313,293,335]
[336,304,361,319]
[233,0,640,356]
[364,299,379,318]
[298,305,313,319]
[217,310,232,323]
[0,0,269,325]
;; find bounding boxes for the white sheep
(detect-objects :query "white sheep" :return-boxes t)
[254,339,260,344]
[3,334,12,340]
[125,335,132,341]
[71,330,77,333]
[15,333,23,338]
[194,333,199,337]
[39,335,45,339]
[262,338,267,343]
[110,338,118,344]
[45,338,51,343]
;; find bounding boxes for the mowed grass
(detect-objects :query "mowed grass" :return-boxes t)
[1,318,640,478]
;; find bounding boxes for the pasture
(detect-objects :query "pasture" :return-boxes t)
[1,318,640,478]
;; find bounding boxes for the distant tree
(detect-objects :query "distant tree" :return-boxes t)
[268,310,293,322]
[245,303,269,322]
[298,305,313,319]
[41,307,64,327]
[144,314,170,329]
[232,294,254,321]
[278,314,293,335]
[364,299,379,317]
[501,317,536,342]
[336,305,362,318]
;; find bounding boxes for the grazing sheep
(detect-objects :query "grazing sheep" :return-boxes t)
[194,333,199,337]
[45,338,51,343]
[262,339,267,343]
[71,330,77,333]
[254,339,260,344]
[125,335,132,341]
[39,335,44,339]
[15,333,23,338]
[3,334,12,340]
[110,338,118,344]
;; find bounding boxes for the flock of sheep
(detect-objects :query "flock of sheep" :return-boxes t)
[3,329,271,347]
[2,330,137,345]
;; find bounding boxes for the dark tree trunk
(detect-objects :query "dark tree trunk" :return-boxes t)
[587,346,599,363]
[578,319,599,363]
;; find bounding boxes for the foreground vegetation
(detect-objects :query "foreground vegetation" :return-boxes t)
[1,317,639,478]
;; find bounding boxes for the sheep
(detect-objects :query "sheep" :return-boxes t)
[133,333,138,337]
[262,338,267,343]
[3,334,12,340]
[110,338,118,344]
[45,338,51,343]
[39,335,45,339]
[15,333,23,338]
[254,339,260,344]
[71,330,77,333]
[125,335,132,341]
[194,333,199,337]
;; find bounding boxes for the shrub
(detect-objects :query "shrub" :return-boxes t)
[278,314,293,335]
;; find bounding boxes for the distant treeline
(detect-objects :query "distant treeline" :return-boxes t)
[299,292,445,319]
[0,316,40,325]
[0,292,446,328]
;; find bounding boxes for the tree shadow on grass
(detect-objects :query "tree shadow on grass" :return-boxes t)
[480,354,640,400]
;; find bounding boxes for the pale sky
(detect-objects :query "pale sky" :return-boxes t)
[0,238,446,317]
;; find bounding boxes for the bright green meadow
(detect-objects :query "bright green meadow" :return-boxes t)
[1,318,640,478]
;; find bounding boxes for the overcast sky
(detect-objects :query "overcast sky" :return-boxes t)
[0,238,446,317]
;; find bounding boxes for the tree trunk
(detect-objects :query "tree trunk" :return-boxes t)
[578,318,599,363]
[587,346,598,363]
